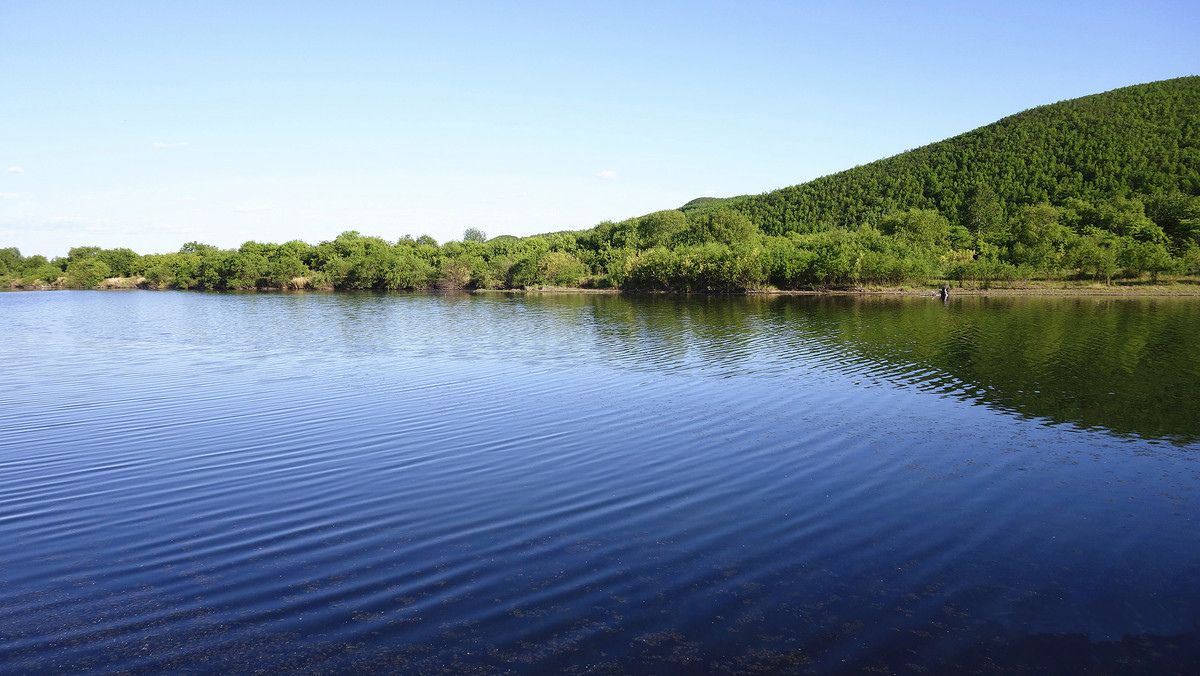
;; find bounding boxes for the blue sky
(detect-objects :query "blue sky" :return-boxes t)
[2,1,1197,258]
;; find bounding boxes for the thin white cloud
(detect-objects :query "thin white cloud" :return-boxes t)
[0,192,18,199]
[151,142,189,148]
[175,196,197,202]
[48,216,117,232]
[595,170,617,179]
[41,216,193,236]
[6,166,23,173]
[233,205,270,213]
[118,222,196,235]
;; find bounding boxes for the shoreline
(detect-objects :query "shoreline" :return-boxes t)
[750,284,1200,297]
[7,281,1200,297]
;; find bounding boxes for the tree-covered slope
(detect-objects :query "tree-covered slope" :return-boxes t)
[7,78,1200,292]
[683,76,1200,234]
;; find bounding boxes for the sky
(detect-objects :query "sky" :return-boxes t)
[2,1,1198,258]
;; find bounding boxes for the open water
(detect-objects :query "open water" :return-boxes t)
[2,290,1199,673]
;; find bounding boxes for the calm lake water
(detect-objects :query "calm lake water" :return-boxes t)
[2,290,1199,673]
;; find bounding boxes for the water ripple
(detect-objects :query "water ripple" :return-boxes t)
[2,291,1199,672]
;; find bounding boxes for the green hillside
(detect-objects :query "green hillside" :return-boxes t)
[682,76,1200,236]
[567,76,1200,290]
[6,77,1200,292]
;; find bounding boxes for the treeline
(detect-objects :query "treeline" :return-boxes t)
[577,191,1200,290]
[4,77,1199,292]
[4,191,1200,292]
[0,229,593,291]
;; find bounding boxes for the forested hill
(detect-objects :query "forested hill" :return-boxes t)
[6,77,1200,292]
[682,76,1200,234]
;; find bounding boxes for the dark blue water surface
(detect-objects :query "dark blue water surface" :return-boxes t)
[2,291,1198,673]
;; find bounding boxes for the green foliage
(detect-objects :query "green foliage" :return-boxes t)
[1144,192,1200,246]
[67,246,103,262]
[961,185,1004,236]
[678,209,759,247]
[219,251,269,289]
[384,248,435,289]
[1004,204,1070,279]
[24,263,65,285]
[1181,242,1200,275]
[540,251,588,286]
[1119,239,1176,282]
[586,218,642,250]
[3,254,62,286]
[1066,228,1121,284]
[638,210,687,249]
[180,241,218,256]
[626,247,679,290]
[763,236,817,288]
[880,209,953,249]
[97,248,140,277]
[65,257,111,288]
[144,252,200,289]
[0,247,22,275]
[267,255,308,289]
[438,256,475,289]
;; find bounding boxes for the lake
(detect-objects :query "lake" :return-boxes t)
[2,290,1198,673]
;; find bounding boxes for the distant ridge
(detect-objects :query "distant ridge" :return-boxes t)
[680,76,1200,234]
[680,196,720,208]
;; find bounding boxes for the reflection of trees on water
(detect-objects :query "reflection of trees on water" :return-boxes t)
[582,294,777,375]
[576,292,1200,442]
[245,291,1200,442]
[765,295,1200,443]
